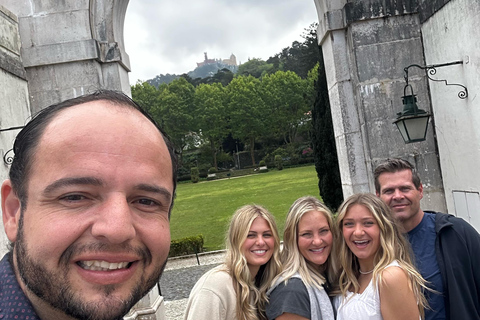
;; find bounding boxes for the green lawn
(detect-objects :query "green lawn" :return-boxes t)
[170,165,321,251]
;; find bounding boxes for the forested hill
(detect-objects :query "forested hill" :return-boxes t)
[147,59,238,88]
[147,21,320,88]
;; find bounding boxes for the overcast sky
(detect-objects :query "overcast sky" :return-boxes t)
[124,0,319,84]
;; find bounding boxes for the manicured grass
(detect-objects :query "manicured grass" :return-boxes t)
[170,165,321,251]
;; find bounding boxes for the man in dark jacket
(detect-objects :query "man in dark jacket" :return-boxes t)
[374,158,480,320]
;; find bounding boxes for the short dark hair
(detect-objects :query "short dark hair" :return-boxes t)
[9,89,178,212]
[373,158,421,193]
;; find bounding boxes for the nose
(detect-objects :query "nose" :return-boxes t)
[353,224,364,237]
[91,196,136,244]
[256,236,266,246]
[312,234,323,245]
[392,189,404,200]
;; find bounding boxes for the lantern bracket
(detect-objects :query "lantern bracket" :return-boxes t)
[404,61,468,99]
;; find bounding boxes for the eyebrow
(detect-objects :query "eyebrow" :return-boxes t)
[134,183,172,200]
[298,229,312,233]
[43,177,103,195]
[343,217,374,221]
[42,178,172,200]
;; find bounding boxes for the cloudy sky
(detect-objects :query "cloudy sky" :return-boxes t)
[124,0,319,84]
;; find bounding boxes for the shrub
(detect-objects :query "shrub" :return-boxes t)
[259,160,266,167]
[274,155,283,170]
[302,147,313,157]
[208,167,217,174]
[177,166,192,182]
[289,154,300,165]
[169,235,204,257]
[190,167,200,183]
[271,147,289,159]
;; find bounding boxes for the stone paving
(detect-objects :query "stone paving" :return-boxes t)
[160,250,226,320]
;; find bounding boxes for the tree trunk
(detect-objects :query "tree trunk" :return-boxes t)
[249,136,256,166]
[210,138,218,169]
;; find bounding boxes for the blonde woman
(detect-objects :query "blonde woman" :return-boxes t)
[184,204,282,320]
[266,196,336,320]
[335,193,428,320]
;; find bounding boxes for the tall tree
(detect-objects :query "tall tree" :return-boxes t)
[195,83,228,168]
[311,52,343,211]
[269,23,321,79]
[261,70,310,144]
[153,77,197,160]
[131,81,160,115]
[237,58,275,78]
[227,75,266,166]
[207,68,234,86]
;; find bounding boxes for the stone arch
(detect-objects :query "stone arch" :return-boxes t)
[312,0,447,212]
[2,0,131,113]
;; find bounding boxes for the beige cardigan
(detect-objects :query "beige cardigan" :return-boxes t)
[184,265,237,320]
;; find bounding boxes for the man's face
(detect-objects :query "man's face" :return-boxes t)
[6,101,173,319]
[376,169,423,231]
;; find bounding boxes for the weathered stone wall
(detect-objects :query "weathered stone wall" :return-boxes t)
[314,0,447,211]
[421,0,480,229]
[0,4,31,252]
[1,0,131,113]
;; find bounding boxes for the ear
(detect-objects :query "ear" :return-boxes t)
[418,183,424,200]
[1,180,21,242]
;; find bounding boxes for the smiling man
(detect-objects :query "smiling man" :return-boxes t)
[374,158,480,320]
[1,90,177,320]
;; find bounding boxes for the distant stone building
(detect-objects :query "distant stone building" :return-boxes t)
[222,53,237,66]
[197,52,237,67]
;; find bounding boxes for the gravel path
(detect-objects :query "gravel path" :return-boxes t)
[160,250,226,320]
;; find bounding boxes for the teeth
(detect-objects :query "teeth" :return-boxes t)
[79,260,129,271]
[252,250,266,254]
[354,240,369,245]
[311,248,325,252]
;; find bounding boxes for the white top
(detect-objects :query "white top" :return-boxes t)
[335,260,400,320]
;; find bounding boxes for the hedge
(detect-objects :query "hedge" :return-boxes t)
[169,234,204,257]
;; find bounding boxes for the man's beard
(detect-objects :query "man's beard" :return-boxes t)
[13,216,167,320]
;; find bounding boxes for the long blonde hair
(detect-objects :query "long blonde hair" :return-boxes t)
[336,193,428,318]
[224,204,282,320]
[273,196,337,291]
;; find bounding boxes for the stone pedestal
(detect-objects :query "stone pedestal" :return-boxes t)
[124,285,166,320]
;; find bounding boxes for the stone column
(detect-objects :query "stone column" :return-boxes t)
[0,4,31,250]
[314,0,369,196]
[314,0,446,211]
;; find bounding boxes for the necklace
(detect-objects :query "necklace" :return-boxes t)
[359,269,374,275]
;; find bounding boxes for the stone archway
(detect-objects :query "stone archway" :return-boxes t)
[312,0,447,211]
[1,0,131,114]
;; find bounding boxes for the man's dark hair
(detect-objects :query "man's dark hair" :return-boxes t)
[373,158,421,193]
[9,89,178,212]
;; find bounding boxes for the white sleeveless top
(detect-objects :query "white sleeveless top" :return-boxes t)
[335,260,400,320]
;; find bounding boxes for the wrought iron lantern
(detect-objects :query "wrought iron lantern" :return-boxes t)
[394,85,430,143]
[395,61,468,143]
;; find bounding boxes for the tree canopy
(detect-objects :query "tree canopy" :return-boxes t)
[131,23,343,210]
